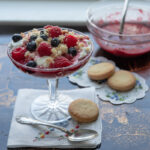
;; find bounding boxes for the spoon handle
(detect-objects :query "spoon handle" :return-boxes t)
[119,0,130,34]
[16,116,70,134]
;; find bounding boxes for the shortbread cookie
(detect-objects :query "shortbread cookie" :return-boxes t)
[68,99,99,123]
[107,70,136,92]
[87,62,115,80]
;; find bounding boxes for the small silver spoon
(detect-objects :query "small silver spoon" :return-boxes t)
[119,0,130,34]
[16,116,98,142]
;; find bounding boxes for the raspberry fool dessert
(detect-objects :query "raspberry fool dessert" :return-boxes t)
[9,25,92,77]
[8,25,93,123]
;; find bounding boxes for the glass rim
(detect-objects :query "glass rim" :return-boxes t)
[7,27,93,72]
[87,5,150,38]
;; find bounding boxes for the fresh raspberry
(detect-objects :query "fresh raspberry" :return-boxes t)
[37,42,52,57]
[64,35,78,48]
[51,56,72,68]
[12,47,26,61]
[49,26,62,38]
[44,25,52,29]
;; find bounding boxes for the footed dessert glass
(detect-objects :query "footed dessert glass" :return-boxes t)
[8,28,93,124]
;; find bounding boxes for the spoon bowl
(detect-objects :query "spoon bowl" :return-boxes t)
[68,129,98,142]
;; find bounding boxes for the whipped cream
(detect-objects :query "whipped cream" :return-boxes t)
[9,39,23,49]
[79,40,91,59]
[35,56,53,68]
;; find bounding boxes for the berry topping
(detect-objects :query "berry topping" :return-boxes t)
[40,30,45,35]
[44,25,52,29]
[12,47,26,61]
[63,53,73,60]
[40,34,48,41]
[26,61,37,67]
[64,35,77,48]
[68,47,77,56]
[29,35,37,41]
[10,25,91,70]
[37,42,52,57]
[12,34,22,42]
[49,26,62,38]
[51,56,72,68]
[26,41,37,52]
[51,38,60,47]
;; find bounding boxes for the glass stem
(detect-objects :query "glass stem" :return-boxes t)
[47,79,59,101]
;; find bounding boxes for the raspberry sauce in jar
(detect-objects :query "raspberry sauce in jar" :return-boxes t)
[96,22,150,57]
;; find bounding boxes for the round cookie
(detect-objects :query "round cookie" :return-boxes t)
[87,62,115,80]
[107,70,136,92]
[68,99,99,123]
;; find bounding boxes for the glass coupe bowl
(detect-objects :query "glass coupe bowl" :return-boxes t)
[8,28,93,123]
[87,0,150,57]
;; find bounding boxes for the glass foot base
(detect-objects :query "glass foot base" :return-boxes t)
[31,94,73,124]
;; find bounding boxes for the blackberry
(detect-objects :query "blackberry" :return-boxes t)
[29,35,37,41]
[12,34,22,42]
[51,38,60,47]
[68,47,77,56]
[26,61,37,67]
[40,34,48,41]
[40,30,45,35]
[26,41,37,52]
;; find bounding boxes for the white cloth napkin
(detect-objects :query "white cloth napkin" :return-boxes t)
[7,87,102,148]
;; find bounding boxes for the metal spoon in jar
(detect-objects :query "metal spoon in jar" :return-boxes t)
[119,0,130,34]
[16,116,98,142]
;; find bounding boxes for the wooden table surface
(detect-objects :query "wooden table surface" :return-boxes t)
[1,26,150,150]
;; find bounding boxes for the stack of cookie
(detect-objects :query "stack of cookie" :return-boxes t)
[88,62,136,92]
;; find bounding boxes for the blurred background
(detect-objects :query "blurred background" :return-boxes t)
[0,0,103,44]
